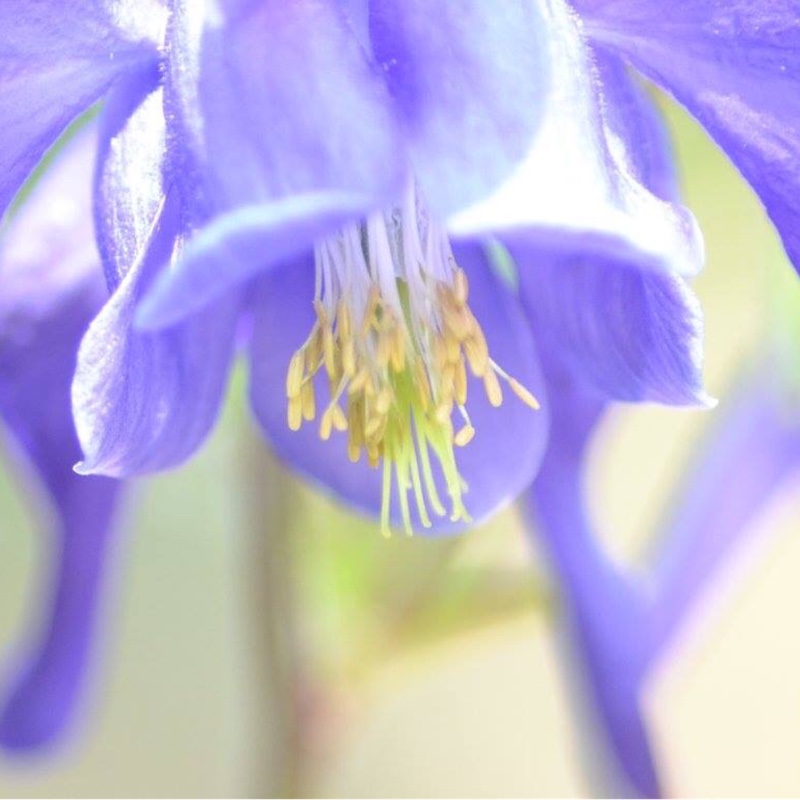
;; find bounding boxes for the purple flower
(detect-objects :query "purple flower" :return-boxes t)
[8,0,706,537]
[0,0,796,785]
[2,2,796,531]
[0,129,123,750]
[527,360,800,797]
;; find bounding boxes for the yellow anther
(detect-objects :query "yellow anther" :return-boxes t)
[287,397,303,431]
[434,401,453,425]
[314,298,329,325]
[509,377,540,410]
[348,367,370,396]
[330,403,348,432]
[376,388,394,416]
[365,413,385,440]
[301,381,316,421]
[463,332,489,377]
[347,367,369,397]
[484,368,503,407]
[376,331,392,369]
[348,440,362,463]
[442,299,472,341]
[367,447,380,469]
[342,338,356,377]
[434,338,449,372]
[322,327,337,379]
[320,409,334,441]
[453,269,469,305]
[286,352,305,398]
[348,401,363,444]
[454,424,475,447]
[454,358,468,406]
[306,326,322,371]
[445,332,461,363]
[337,299,351,338]
[440,363,456,399]
[390,330,406,372]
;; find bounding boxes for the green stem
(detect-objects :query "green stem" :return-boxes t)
[239,433,309,798]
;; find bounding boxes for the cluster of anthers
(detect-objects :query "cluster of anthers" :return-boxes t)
[285,190,539,536]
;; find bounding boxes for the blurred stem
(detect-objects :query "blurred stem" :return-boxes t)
[383,540,463,632]
[240,434,309,798]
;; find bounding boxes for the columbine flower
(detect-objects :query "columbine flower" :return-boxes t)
[0,0,795,779]
[2,2,797,534]
[0,129,122,750]
[527,359,800,797]
[51,0,704,537]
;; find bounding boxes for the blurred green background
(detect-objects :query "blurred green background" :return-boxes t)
[1,96,800,797]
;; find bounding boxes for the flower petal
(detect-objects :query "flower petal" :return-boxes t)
[0,130,123,750]
[164,0,402,216]
[142,0,405,329]
[248,245,549,534]
[447,0,702,280]
[73,195,240,477]
[517,251,707,406]
[650,366,800,656]
[526,379,662,797]
[574,0,800,273]
[0,1,161,220]
[0,473,121,752]
[134,193,374,330]
[513,53,708,406]
[592,52,678,203]
[94,61,165,291]
[368,0,549,217]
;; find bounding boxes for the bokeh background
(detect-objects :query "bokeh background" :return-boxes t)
[1,94,799,797]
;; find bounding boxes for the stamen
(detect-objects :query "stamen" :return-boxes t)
[454,424,475,447]
[284,186,540,536]
[413,413,447,518]
[483,369,503,408]
[301,381,316,421]
[509,377,541,411]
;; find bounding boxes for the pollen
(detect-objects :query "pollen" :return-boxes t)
[285,189,539,537]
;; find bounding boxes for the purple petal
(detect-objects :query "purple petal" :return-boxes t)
[164,0,402,217]
[134,194,374,330]
[593,52,678,203]
[574,0,800,273]
[446,0,702,280]
[526,379,662,797]
[0,130,123,750]
[144,0,406,329]
[0,473,121,752]
[248,245,549,534]
[0,1,161,219]
[94,61,165,291]
[650,366,800,657]
[73,194,241,477]
[517,252,707,406]
[514,54,708,407]
[368,0,549,217]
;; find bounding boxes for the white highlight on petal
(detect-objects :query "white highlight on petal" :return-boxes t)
[447,0,704,278]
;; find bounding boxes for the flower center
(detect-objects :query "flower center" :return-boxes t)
[285,187,539,536]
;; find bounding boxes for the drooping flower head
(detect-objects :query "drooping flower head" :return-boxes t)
[2,1,798,534]
[61,0,707,539]
[1,0,799,794]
